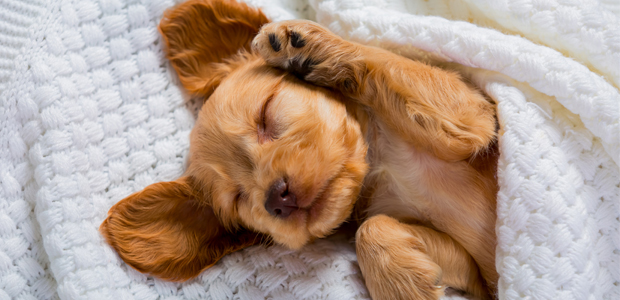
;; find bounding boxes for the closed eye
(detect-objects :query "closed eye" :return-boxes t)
[258,94,276,143]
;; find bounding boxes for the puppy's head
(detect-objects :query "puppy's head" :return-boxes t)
[100,0,368,281]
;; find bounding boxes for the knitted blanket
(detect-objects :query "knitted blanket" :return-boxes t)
[0,0,618,299]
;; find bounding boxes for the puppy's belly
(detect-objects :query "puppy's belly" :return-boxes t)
[365,135,435,224]
[365,176,432,225]
[364,128,476,228]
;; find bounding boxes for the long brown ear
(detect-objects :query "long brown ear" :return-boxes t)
[159,0,269,97]
[100,177,260,281]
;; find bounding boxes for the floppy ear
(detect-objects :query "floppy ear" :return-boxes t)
[159,0,269,97]
[99,177,260,281]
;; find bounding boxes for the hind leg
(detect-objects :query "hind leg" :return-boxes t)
[356,215,491,300]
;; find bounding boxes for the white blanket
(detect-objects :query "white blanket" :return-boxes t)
[0,0,618,299]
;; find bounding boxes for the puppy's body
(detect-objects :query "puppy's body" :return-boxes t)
[359,123,498,299]
[252,22,499,298]
[100,1,499,299]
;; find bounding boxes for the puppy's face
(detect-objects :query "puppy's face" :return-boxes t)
[187,58,368,249]
[100,0,368,281]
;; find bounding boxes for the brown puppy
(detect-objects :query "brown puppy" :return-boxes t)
[100,0,499,299]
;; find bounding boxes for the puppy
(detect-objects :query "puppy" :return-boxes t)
[100,0,499,299]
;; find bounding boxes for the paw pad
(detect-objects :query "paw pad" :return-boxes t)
[290,31,305,48]
[268,33,281,52]
[288,56,316,78]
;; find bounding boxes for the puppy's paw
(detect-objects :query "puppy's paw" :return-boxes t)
[252,20,364,94]
[431,94,497,161]
[356,215,445,300]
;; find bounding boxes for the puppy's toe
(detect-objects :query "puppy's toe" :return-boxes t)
[252,23,288,65]
[252,21,325,70]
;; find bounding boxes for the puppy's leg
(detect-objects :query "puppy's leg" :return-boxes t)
[356,215,491,300]
[252,21,496,162]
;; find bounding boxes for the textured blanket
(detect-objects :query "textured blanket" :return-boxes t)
[1,0,618,299]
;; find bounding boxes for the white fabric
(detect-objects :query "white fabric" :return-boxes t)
[0,0,618,300]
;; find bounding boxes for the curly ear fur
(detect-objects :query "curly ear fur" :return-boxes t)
[100,177,261,281]
[158,0,269,98]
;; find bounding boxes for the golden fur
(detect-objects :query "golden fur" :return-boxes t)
[100,0,499,299]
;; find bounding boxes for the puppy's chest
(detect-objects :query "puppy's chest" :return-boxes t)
[361,125,453,225]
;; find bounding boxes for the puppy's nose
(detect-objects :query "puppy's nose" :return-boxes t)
[265,178,298,218]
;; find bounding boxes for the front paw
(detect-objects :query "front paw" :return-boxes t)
[356,215,445,300]
[252,20,363,94]
[251,20,319,78]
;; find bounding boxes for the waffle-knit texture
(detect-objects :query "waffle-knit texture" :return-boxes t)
[0,0,618,299]
[0,0,58,299]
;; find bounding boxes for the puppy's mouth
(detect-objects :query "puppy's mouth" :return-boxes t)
[261,167,357,250]
[284,175,337,225]
[304,177,336,223]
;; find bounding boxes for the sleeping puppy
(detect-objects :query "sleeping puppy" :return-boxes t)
[100,0,499,299]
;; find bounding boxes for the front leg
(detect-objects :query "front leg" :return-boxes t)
[252,21,497,161]
[356,215,492,300]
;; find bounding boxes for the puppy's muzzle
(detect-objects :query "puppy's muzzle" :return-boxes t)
[265,178,298,218]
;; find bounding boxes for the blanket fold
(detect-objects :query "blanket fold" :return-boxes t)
[1,0,618,299]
